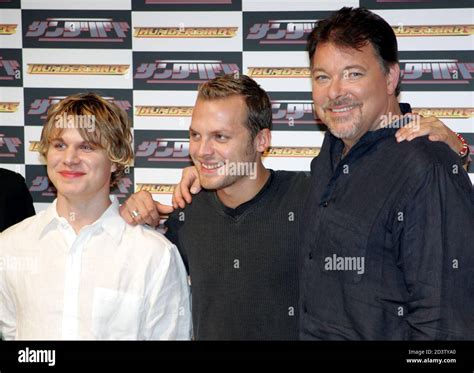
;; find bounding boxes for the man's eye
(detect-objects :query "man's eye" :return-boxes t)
[80,143,93,151]
[190,132,200,140]
[348,72,363,78]
[53,142,65,149]
[315,75,329,81]
[216,135,228,141]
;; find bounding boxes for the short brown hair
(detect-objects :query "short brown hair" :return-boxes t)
[307,7,401,96]
[197,74,272,139]
[39,92,133,186]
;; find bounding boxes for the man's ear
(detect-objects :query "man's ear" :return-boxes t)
[386,63,400,96]
[254,128,272,153]
[111,163,118,173]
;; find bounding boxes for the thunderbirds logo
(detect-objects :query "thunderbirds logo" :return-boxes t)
[0,102,19,113]
[25,18,130,42]
[136,184,176,194]
[135,106,193,116]
[400,59,473,84]
[247,67,310,78]
[394,24,474,36]
[134,60,239,83]
[134,27,237,38]
[27,64,129,75]
[0,24,17,35]
[247,19,315,44]
[264,147,319,157]
[29,141,41,152]
[28,95,132,119]
[412,108,474,118]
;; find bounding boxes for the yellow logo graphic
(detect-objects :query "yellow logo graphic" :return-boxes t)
[0,102,19,113]
[412,108,474,118]
[29,141,41,152]
[135,106,194,116]
[264,147,320,157]
[136,184,176,194]
[394,25,474,37]
[134,27,238,38]
[27,64,129,75]
[0,24,17,35]
[247,67,310,78]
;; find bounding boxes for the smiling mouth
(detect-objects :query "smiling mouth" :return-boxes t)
[59,171,85,178]
[328,105,357,113]
[201,161,225,171]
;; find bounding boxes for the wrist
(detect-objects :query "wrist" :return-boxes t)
[456,133,470,163]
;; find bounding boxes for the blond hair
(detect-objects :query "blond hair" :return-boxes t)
[39,92,133,186]
[197,74,272,139]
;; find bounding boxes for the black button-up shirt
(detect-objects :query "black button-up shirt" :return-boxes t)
[300,126,474,340]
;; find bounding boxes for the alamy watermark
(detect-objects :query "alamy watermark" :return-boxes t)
[217,160,257,180]
[0,256,38,274]
[380,113,420,131]
[54,112,96,133]
[324,254,365,275]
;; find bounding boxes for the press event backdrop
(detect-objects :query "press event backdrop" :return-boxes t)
[0,0,473,223]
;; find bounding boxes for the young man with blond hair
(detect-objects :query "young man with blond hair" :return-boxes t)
[0,93,191,340]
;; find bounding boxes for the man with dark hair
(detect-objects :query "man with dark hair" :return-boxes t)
[300,7,473,340]
[0,168,35,233]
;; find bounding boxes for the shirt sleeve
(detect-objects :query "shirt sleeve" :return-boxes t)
[0,236,17,340]
[141,243,192,340]
[395,163,474,340]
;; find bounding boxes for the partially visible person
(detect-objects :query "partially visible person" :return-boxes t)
[0,168,35,232]
[0,93,191,340]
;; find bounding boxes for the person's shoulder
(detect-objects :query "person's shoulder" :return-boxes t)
[0,168,25,189]
[272,170,311,192]
[123,223,178,260]
[392,136,459,171]
[388,136,472,192]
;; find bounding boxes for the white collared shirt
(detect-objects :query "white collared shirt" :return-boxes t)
[0,196,191,340]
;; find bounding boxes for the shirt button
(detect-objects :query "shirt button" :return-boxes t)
[322,201,329,207]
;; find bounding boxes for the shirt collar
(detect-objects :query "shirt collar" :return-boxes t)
[39,195,126,244]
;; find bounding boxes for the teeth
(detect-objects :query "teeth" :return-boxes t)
[202,162,224,170]
[331,106,354,113]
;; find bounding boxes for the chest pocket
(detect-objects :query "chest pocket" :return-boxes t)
[317,208,370,284]
[92,287,144,340]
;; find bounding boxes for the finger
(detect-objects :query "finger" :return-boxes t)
[190,178,202,195]
[395,127,410,141]
[131,197,151,226]
[138,191,160,226]
[119,203,137,226]
[156,202,174,215]
[180,179,193,205]
[172,183,186,209]
[428,134,442,142]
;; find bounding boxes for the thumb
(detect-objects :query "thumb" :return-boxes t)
[190,179,202,194]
